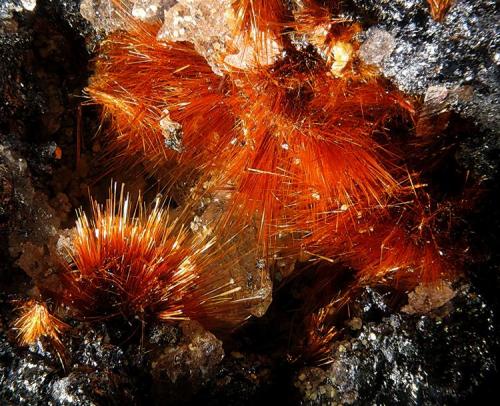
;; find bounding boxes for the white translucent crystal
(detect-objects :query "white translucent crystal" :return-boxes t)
[132,0,176,20]
[157,0,232,75]
[21,0,36,11]
[359,28,396,66]
[80,0,126,33]
[157,0,281,75]
[224,33,282,70]
[80,0,176,33]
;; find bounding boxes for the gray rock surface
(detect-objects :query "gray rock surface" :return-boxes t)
[295,284,498,405]
[352,0,499,133]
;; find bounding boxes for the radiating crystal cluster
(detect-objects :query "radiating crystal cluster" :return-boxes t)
[80,0,281,74]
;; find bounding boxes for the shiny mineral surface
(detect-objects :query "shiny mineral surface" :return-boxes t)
[1,1,499,405]
[352,0,499,133]
[295,285,498,405]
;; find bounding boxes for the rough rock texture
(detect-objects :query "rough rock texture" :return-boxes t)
[0,1,36,21]
[295,284,498,405]
[0,319,138,405]
[401,280,456,314]
[0,0,103,291]
[353,0,499,134]
[192,351,275,406]
[2,306,237,405]
[0,338,57,405]
[148,320,225,404]
[0,1,499,405]
[0,142,64,291]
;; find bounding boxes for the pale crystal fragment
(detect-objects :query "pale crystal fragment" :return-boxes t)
[157,0,233,75]
[422,85,473,112]
[80,0,126,33]
[157,0,281,75]
[132,0,176,20]
[80,0,176,34]
[359,28,396,66]
[299,23,331,52]
[330,42,354,76]
[21,0,36,11]
[159,109,184,153]
[189,192,273,319]
[416,85,473,136]
[402,280,456,315]
[224,33,282,70]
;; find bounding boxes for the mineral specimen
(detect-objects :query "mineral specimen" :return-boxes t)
[295,284,498,405]
[352,0,499,133]
[0,1,499,405]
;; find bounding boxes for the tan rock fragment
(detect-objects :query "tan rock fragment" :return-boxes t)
[402,280,456,315]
